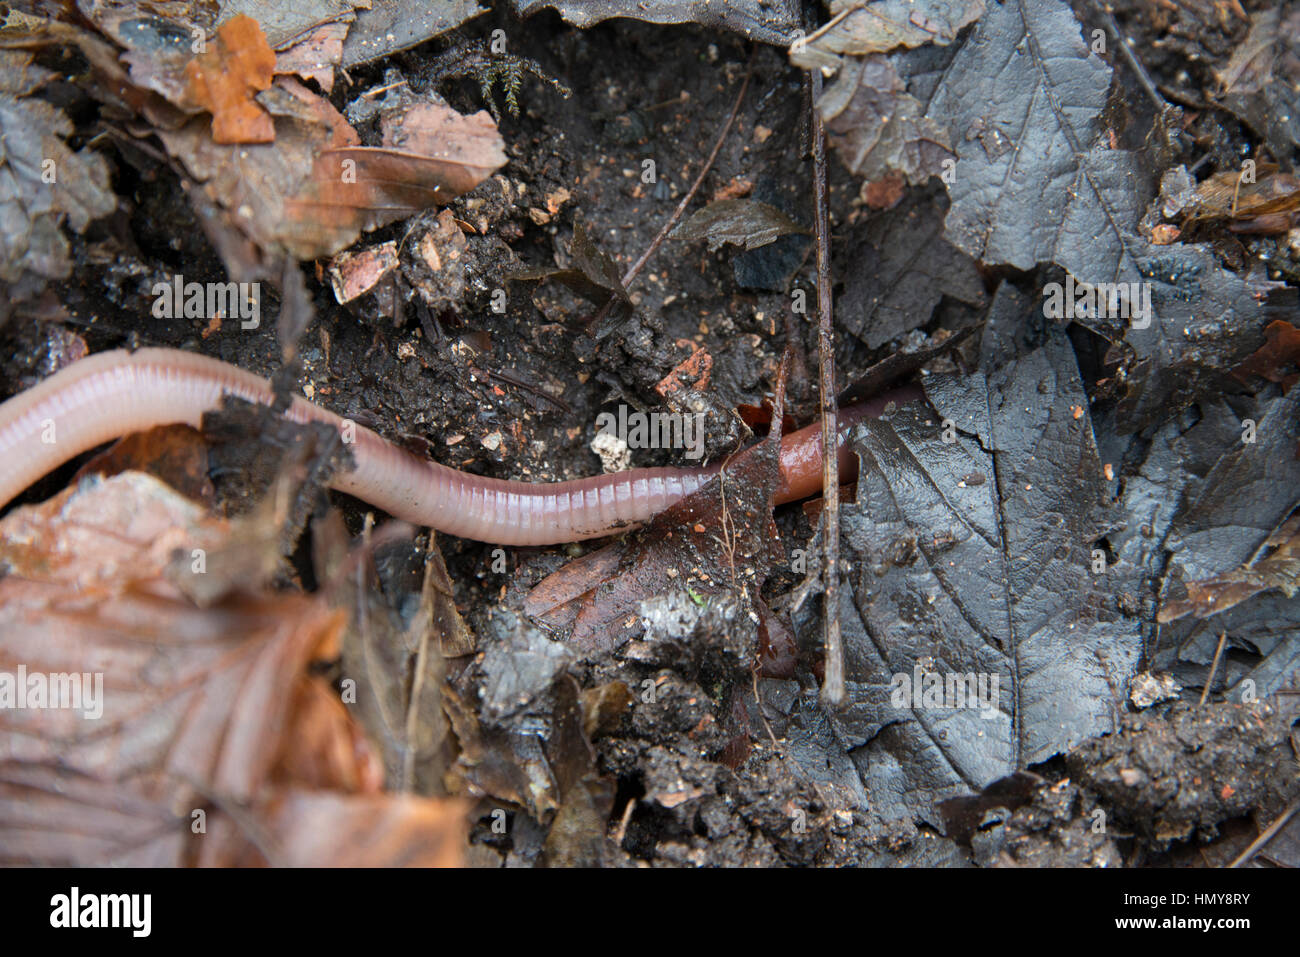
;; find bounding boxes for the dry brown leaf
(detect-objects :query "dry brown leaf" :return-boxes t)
[159,82,505,259]
[274,22,350,93]
[73,424,215,505]
[1234,319,1300,390]
[0,472,464,866]
[231,790,467,867]
[1158,516,1300,623]
[183,14,277,143]
[1187,166,1300,233]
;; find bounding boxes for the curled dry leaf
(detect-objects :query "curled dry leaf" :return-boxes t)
[1185,165,1300,235]
[1157,515,1300,624]
[0,472,465,866]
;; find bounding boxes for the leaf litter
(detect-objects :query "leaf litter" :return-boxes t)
[0,0,1298,868]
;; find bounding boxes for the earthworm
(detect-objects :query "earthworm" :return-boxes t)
[0,348,919,545]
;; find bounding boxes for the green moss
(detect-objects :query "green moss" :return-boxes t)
[422,40,571,122]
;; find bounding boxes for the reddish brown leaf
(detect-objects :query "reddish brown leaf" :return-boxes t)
[274,22,350,93]
[73,424,215,506]
[1234,320,1300,390]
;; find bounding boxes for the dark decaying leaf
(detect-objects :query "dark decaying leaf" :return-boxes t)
[671,198,807,252]
[1108,241,1292,433]
[1101,383,1300,702]
[512,0,800,44]
[525,367,791,654]
[837,185,984,348]
[799,315,1139,822]
[789,0,985,68]
[511,219,631,312]
[816,54,954,184]
[1161,385,1300,586]
[836,323,981,407]
[443,609,613,864]
[1213,3,1300,160]
[334,529,468,794]
[541,675,615,867]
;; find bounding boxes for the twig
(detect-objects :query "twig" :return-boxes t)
[1199,630,1228,706]
[1229,798,1300,868]
[809,72,844,710]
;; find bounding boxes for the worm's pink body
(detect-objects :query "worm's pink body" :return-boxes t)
[0,349,914,545]
[0,349,719,545]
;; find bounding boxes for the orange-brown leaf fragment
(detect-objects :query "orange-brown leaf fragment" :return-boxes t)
[183,15,276,144]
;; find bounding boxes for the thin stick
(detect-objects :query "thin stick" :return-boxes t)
[810,72,844,709]
[1229,798,1300,868]
[1199,630,1228,706]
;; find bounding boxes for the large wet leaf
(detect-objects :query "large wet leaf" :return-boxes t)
[921,0,1295,431]
[925,0,1139,278]
[799,311,1141,822]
